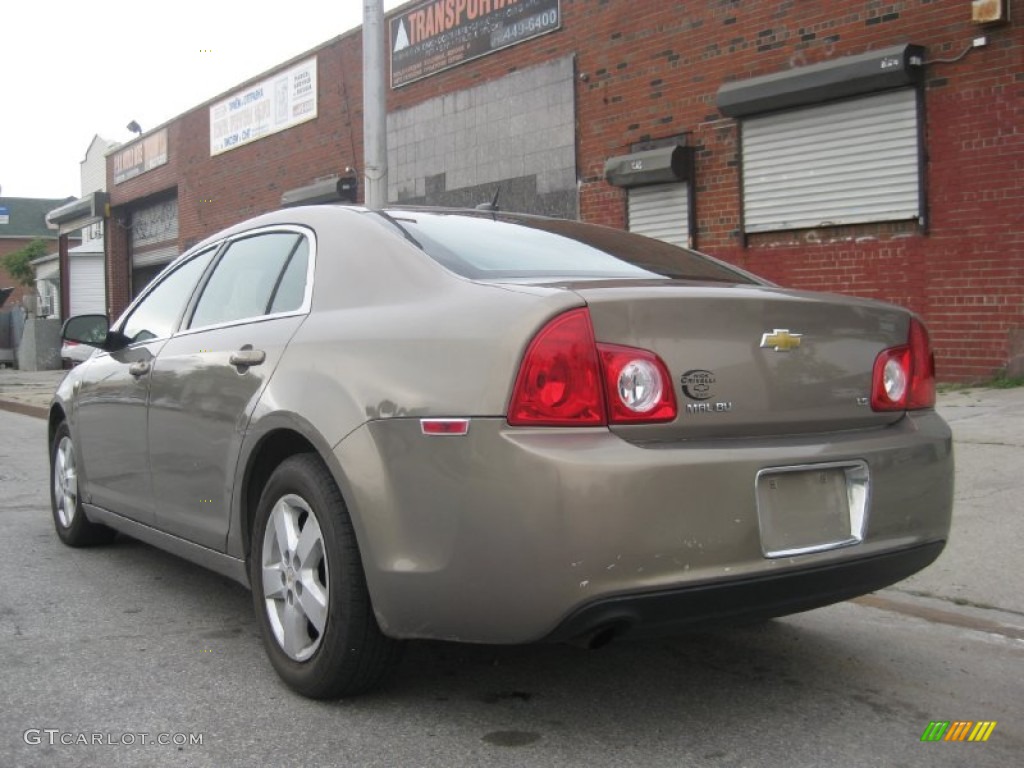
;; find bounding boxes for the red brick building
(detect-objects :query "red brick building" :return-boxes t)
[105,0,1022,382]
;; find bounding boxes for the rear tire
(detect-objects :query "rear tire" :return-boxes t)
[50,422,116,547]
[250,453,401,698]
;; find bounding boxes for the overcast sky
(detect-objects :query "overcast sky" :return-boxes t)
[0,0,405,199]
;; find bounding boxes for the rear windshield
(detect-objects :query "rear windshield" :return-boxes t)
[369,210,756,284]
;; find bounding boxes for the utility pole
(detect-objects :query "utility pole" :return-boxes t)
[363,0,387,209]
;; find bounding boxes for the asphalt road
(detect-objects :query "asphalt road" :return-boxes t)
[1,402,1021,768]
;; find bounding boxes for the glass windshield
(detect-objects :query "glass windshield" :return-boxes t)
[368,210,755,284]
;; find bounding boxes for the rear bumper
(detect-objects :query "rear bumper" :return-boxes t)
[333,411,953,644]
[543,540,945,643]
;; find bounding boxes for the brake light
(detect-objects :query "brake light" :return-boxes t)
[508,308,677,426]
[871,317,936,411]
[508,309,605,426]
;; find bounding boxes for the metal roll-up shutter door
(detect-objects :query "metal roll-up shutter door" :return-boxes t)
[131,197,179,269]
[69,255,106,316]
[628,183,690,248]
[132,243,179,268]
[742,88,920,232]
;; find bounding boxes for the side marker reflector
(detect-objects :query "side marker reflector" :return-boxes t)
[420,419,470,436]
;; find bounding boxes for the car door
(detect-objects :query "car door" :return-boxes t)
[74,249,216,523]
[147,228,313,549]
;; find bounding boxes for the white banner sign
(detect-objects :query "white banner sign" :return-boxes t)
[209,58,318,156]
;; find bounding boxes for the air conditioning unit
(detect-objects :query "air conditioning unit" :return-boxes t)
[37,295,55,317]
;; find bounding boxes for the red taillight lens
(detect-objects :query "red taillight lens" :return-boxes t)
[598,344,677,423]
[508,308,678,427]
[507,308,606,426]
[871,317,936,411]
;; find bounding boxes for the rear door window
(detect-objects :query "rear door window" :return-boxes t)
[189,233,306,329]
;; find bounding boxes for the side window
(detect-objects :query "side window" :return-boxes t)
[268,238,310,314]
[121,249,215,343]
[189,233,301,329]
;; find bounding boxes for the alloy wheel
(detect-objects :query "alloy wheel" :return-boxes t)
[261,493,330,662]
[53,436,78,528]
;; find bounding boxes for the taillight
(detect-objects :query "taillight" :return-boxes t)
[871,317,936,411]
[508,308,605,426]
[598,344,677,423]
[508,308,677,426]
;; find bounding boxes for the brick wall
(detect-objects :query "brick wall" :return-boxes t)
[105,0,1023,381]
[105,33,366,319]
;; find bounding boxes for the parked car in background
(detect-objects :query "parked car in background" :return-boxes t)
[49,205,954,698]
[60,340,95,365]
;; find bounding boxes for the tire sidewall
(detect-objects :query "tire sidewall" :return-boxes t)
[249,456,359,694]
[50,422,83,545]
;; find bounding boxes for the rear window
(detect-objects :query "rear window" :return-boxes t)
[371,210,756,284]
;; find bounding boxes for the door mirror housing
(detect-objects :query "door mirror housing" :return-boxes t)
[61,315,130,352]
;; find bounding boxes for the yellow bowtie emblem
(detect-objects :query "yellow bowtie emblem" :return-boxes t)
[760,329,803,352]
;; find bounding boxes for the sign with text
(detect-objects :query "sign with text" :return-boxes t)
[390,0,560,88]
[209,57,318,156]
[113,129,169,185]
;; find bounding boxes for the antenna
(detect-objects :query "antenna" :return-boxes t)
[475,186,501,212]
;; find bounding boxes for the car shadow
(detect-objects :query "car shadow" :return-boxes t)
[90,531,935,748]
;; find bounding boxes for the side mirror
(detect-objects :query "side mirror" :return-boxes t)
[61,315,129,352]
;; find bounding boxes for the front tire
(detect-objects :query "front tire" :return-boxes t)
[250,454,401,698]
[50,422,116,547]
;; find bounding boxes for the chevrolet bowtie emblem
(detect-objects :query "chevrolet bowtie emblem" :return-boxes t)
[760,329,803,352]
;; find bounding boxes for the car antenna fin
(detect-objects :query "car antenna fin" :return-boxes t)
[475,186,500,215]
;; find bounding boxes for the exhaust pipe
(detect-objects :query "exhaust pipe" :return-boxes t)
[568,621,628,650]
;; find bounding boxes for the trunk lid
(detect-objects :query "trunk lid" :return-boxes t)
[558,281,910,440]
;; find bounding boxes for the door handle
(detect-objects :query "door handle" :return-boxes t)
[128,361,151,378]
[229,349,266,370]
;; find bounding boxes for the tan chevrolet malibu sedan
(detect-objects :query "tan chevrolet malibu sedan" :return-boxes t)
[50,205,953,698]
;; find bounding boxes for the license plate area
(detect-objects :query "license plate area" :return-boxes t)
[755,461,869,558]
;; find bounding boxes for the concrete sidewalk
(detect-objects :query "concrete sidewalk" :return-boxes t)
[0,368,67,419]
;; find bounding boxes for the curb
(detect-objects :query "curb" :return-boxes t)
[0,398,48,420]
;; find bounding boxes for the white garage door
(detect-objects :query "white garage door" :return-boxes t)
[69,255,106,316]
